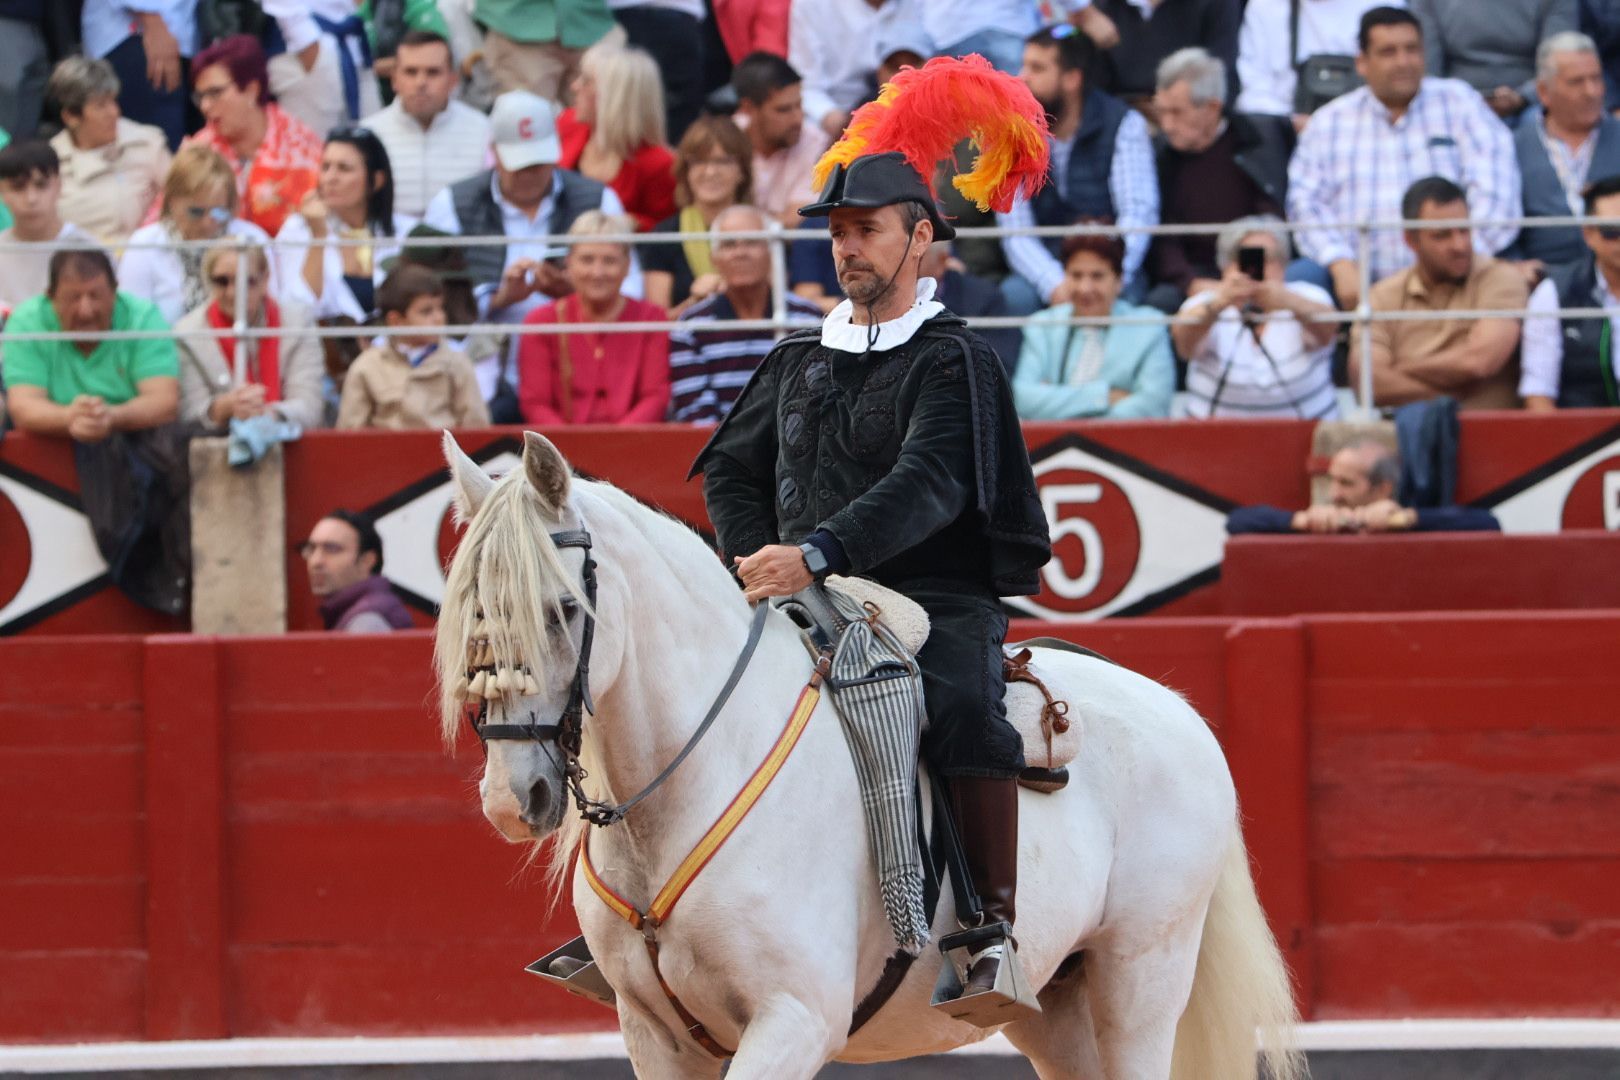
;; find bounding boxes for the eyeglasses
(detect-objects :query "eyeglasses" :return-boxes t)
[327,125,376,141]
[183,206,232,224]
[192,84,232,106]
[209,274,266,289]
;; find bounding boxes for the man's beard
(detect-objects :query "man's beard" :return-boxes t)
[1034,90,1063,127]
[838,260,894,307]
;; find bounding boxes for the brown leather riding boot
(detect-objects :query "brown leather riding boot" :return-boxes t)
[948,775,1019,994]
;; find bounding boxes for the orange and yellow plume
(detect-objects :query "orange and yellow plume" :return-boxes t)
[812,54,1051,215]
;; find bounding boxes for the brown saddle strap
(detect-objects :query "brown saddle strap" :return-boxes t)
[1004,648,1072,770]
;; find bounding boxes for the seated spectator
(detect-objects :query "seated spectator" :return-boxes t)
[1514,32,1620,269]
[731,51,830,226]
[518,210,669,424]
[1228,438,1500,533]
[1288,7,1522,308]
[922,1,1117,78]
[82,0,194,149]
[1584,0,1620,116]
[1520,173,1620,409]
[1012,231,1173,419]
[175,244,325,432]
[1411,0,1577,125]
[1350,176,1527,409]
[261,0,384,135]
[337,264,491,428]
[46,57,171,247]
[998,26,1158,314]
[644,115,753,314]
[363,30,492,218]
[668,203,820,422]
[1148,47,1291,314]
[789,0,891,138]
[471,0,621,102]
[0,140,99,309]
[607,0,707,141]
[1235,0,1395,123]
[183,35,323,237]
[4,248,178,440]
[1089,0,1242,108]
[1174,215,1340,419]
[302,509,414,631]
[920,239,1022,374]
[422,90,632,407]
[276,128,413,323]
[638,117,751,317]
[121,145,275,324]
[556,41,677,231]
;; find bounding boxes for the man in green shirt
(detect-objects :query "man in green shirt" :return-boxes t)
[475,0,621,101]
[5,249,180,443]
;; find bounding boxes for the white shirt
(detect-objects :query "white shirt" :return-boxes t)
[0,223,99,309]
[1178,282,1341,419]
[117,219,278,324]
[82,0,198,57]
[789,0,890,127]
[363,98,494,217]
[274,212,417,322]
[996,108,1159,300]
[1520,274,1620,401]
[1235,0,1404,116]
[920,0,1040,51]
[822,278,944,353]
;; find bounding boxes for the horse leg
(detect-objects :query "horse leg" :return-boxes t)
[1001,954,1104,1080]
[1085,919,1205,1080]
[723,993,839,1080]
[620,1003,725,1080]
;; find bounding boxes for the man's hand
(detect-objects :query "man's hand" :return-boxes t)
[1291,505,1352,533]
[139,13,183,93]
[1328,259,1361,310]
[1353,498,1417,533]
[533,260,571,300]
[733,544,813,603]
[490,258,540,309]
[688,272,725,303]
[1071,4,1120,48]
[66,395,112,444]
[1047,279,1074,306]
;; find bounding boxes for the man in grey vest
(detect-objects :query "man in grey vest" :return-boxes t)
[1512,32,1620,271]
[422,90,632,405]
[1521,173,1620,410]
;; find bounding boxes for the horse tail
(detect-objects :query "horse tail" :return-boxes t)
[1170,826,1306,1080]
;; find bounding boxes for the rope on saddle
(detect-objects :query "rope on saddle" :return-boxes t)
[1004,647,1072,770]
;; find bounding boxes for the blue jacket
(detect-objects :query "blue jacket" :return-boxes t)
[1013,300,1173,419]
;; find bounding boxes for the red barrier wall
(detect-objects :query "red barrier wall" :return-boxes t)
[4,612,1617,1041]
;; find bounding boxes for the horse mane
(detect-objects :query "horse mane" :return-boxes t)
[433,466,747,903]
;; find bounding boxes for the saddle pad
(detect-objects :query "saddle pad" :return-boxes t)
[1004,645,1093,773]
[824,576,930,653]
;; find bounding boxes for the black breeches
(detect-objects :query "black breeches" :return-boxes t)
[910,589,1024,779]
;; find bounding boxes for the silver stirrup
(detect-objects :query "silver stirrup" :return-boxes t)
[929,924,1042,1026]
[525,935,616,1008]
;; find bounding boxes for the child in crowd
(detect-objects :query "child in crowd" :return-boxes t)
[337,265,491,430]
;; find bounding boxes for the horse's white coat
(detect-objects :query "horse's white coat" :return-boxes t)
[436,433,1301,1080]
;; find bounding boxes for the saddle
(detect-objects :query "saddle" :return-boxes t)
[778,578,1085,792]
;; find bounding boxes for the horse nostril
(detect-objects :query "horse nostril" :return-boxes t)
[527,778,551,817]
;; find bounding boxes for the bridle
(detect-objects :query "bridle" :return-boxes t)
[464,527,768,829]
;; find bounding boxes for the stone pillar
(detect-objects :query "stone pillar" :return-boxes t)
[188,438,287,634]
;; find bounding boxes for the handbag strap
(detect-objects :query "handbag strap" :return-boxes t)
[1289,0,1300,70]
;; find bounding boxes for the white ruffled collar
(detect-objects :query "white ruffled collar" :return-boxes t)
[820,278,944,353]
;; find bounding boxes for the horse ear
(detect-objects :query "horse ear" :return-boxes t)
[523,431,572,513]
[442,431,495,523]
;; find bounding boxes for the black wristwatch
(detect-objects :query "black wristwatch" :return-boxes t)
[798,540,830,580]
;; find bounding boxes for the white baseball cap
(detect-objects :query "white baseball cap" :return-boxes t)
[490,91,562,171]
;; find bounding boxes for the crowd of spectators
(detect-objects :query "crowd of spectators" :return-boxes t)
[0,1,1619,622]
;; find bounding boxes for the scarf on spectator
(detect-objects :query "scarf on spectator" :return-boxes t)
[207,297,282,404]
[679,205,715,279]
[165,219,211,315]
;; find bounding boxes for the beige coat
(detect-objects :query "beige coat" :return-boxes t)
[175,299,327,431]
[336,342,491,431]
[50,120,171,248]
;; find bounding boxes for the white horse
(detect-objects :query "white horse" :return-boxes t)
[434,431,1303,1080]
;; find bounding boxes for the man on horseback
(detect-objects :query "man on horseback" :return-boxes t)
[690,60,1054,1009]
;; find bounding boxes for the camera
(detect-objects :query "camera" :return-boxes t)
[1238,245,1266,282]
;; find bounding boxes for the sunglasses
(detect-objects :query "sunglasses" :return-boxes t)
[184,206,232,224]
[327,125,376,141]
[209,274,266,289]
[1597,225,1620,242]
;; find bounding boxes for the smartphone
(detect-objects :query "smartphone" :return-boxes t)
[1238,245,1266,282]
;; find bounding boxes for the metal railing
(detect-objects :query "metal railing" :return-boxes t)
[2,213,1616,421]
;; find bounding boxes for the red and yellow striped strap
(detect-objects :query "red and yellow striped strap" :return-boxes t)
[579,681,822,931]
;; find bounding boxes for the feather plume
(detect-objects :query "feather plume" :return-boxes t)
[813,54,1051,213]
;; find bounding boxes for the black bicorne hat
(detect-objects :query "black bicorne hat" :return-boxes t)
[797,151,956,241]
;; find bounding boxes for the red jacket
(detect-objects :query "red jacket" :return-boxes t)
[518,296,671,425]
[556,109,677,231]
[713,0,790,63]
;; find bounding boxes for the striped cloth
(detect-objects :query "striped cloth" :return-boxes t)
[1178,282,1341,419]
[824,589,930,957]
[668,292,823,423]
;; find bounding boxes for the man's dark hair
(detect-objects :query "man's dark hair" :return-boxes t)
[0,139,60,184]
[324,509,385,574]
[377,262,445,316]
[47,248,117,294]
[897,200,930,234]
[397,28,452,59]
[1026,25,1096,75]
[732,51,801,106]
[1583,172,1620,214]
[1359,6,1422,53]
[1401,175,1467,221]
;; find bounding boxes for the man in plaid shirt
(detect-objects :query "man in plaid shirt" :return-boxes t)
[1286,6,1521,309]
